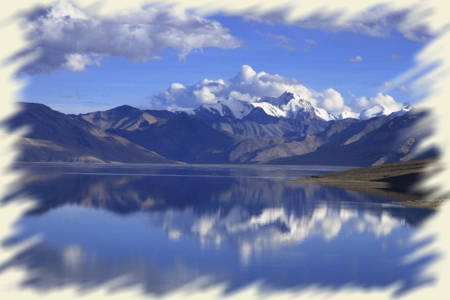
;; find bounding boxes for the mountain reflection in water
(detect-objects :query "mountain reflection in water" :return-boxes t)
[1,164,437,296]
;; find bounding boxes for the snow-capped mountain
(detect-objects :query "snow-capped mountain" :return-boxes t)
[359,103,411,120]
[14,101,430,165]
[194,91,410,122]
[195,91,336,121]
[194,98,254,119]
[254,92,336,121]
[337,110,360,120]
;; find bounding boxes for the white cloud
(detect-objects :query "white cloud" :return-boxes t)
[153,65,313,109]
[153,65,361,116]
[357,92,404,115]
[356,96,370,108]
[320,88,345,114]
[154,65,406,117]
[371,93,403,111]
[228,91,258,102]
[193,86,216,103]
[18,2,241,74]
[170,82,185,90]
[348,55,363,63]
[186,1,433,42]
[62,53,100,71]
[153,77,227,109]
[313,88,357,117]
[229,65,315,101]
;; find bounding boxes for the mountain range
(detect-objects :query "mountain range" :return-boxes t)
[4,91,435,166]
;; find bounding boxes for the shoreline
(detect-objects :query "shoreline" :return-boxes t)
[12,159,444,209]
[11,161,352,170]
[291,157,442,210]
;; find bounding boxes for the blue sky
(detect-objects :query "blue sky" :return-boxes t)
[19,6,425,114]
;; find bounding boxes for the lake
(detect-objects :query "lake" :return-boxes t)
[1,164,437,297]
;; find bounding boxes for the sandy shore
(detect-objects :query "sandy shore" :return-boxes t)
[291,157,443,209]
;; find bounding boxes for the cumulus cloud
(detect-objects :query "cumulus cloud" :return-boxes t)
[153,65,310,109]
[17,2,241,74]
[153,65,371,116]
[318,88,355,115]
[356,93,403,112]
[228,65,316,101]
[154,78,227,110]
[358,93,406,119]
[348,55,363,63]
[63,54,101,71]
[356,96,370,108]
[321,95,356,117]
[153,65,407,118]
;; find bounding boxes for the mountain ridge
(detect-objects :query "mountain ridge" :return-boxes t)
[5,103,176,164]
[192,90,409,122]
[5,99,434,166]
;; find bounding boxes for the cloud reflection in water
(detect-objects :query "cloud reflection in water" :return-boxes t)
[1,165,437,296]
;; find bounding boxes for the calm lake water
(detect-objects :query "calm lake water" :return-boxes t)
[1,164,437,296]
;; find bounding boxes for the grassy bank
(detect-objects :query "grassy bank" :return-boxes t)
[291,157,443,209]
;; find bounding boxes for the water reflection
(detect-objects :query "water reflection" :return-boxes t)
[1,165,437,296]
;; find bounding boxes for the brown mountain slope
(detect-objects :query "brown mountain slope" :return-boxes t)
[4,103,175,164]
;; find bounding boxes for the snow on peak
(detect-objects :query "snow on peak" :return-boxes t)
[255,92,336,121]
[259,91,295,106]
[359,103,410,120]
[337,110,360,120]
[194,91,410,122]
[197,98,254,119]
[195,91,337,121]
